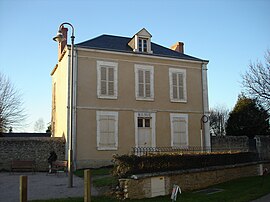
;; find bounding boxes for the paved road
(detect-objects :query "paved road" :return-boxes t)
[0,172,98,202]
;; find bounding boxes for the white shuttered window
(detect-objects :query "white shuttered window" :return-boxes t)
[170,114,188,147]
[135,64,154,100]
[96,111,118,150]
[169,68,187,102]
[97,61,118,99]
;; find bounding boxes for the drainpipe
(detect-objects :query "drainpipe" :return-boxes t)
[202,62,211,150]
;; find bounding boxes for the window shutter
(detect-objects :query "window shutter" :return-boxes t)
[99,115,116,148]
[172,73,178,99]
[138,69,144,97]
[108,67,114,96]
[100,66,107,95]
[172,117,187,147]
[145,70,151,97]
[97,61,118,99]
[178,73,184,100]
[169,68,186,102]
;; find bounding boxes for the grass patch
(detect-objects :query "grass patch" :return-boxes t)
[74,167,112,178]
[31,174,270,202]
[93,176,118,187]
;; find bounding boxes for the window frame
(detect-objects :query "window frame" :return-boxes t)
[170,113,189,148]
[134,64,154,101]
[169,68,187,102]
[97,61,118,99]
[96,111,118,151]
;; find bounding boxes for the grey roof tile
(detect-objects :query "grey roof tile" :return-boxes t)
[76,35,206,62]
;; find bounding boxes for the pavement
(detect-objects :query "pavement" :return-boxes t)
[0,172,100,202]
[0,172,269,202]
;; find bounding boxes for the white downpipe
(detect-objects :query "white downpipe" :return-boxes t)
[202,63,211,150]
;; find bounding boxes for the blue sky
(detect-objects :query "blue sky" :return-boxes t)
[0,0,269,132]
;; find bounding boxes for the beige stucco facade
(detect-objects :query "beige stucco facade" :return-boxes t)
[51,33,210,168]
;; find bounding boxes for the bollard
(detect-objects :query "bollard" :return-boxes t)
[84,169,91,202]
[20,175,27,202]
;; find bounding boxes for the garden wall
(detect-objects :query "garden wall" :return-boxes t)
[119,161,270,199]
[0,137,65,171]
[256,136,270,160]
[211,136,249,152]
[211,135,270,160]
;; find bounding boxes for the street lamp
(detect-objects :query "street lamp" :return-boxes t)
[53,22,75,188]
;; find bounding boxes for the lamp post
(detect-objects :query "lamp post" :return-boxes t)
[53,22,75,188]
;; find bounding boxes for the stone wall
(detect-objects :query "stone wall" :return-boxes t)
[256,136,270,160]
[0,137,65,171]
[119,162,270,199]
[211,136,249,152]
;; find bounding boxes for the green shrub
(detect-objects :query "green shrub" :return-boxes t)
[112,152,259,178]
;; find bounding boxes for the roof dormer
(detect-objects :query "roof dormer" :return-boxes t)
[128,28,153,54]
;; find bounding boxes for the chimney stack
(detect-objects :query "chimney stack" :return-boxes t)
[58,26,68,60]
[170,42,184,54]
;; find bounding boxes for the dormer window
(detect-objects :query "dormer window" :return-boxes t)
[138,38,148,52]
[128,28,153,54]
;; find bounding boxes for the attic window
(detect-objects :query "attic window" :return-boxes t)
[139,38,148,52]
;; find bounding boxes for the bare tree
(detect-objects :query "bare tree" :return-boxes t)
[242,50,270,111]
[34,118,45,132]
[209,105,229,136]
[0,72,26,132]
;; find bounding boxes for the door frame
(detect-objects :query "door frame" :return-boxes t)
[134,112,156,147]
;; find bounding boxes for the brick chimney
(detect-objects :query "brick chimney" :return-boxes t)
[57,26,68,60]
[170,42,184,54]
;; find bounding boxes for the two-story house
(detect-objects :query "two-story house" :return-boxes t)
[51,28,210,168]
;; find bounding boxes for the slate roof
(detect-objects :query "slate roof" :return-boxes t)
[76,35,206,62]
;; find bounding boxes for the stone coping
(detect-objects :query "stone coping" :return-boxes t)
[124,160,270,180]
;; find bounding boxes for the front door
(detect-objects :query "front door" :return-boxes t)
[138,117,152,147]
[135,112,156,147]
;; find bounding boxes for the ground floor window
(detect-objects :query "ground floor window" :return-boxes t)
[170,113,188,147]
[96,111,118,150]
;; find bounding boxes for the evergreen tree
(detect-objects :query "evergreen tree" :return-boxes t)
[225,95,269,139]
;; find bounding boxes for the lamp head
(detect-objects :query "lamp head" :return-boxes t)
[53,30,65,43]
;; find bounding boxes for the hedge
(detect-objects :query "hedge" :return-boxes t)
[112,152,259,178]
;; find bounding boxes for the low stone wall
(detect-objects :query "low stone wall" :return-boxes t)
[119,161,270,199]
[0,137,65,171]
[211,136,249,152]
[256,136,270,160]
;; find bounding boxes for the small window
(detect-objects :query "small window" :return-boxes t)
[97,61,118,99]
[139,38,148,52]
[137,118,151,128]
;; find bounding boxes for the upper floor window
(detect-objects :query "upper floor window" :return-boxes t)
[138,38,148,52]
[169,68,187,102]
[135,64,154,101]
[97,61,118,99]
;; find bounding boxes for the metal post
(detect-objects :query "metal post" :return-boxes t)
[53,22,75,188]
[84,169,91,202]
[20,175,27,202]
